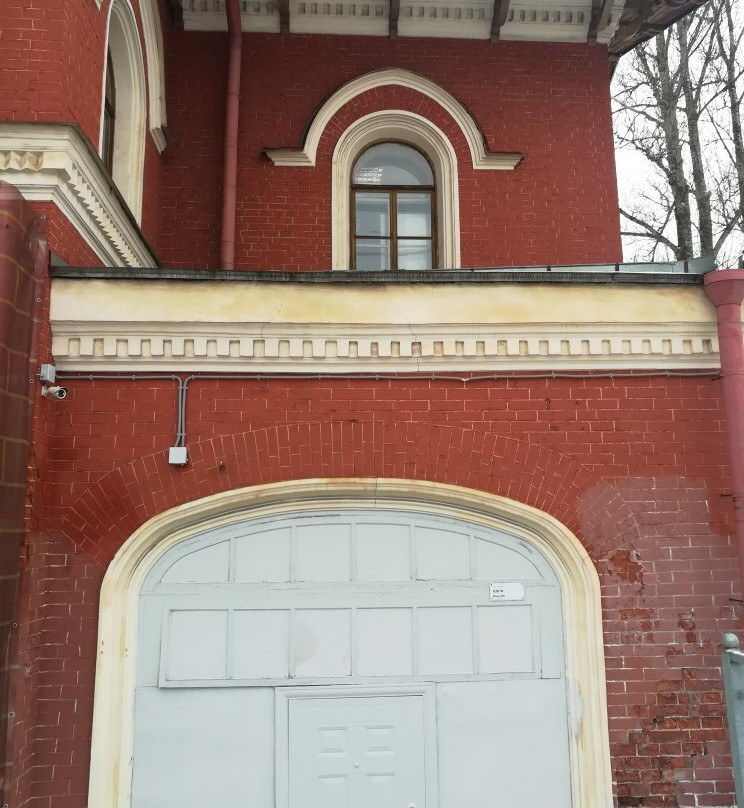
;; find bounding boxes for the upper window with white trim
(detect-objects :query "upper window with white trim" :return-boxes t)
[351,143,436,271]
[332,110,461,271]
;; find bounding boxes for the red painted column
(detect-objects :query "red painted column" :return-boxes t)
[220,0,242,270]
[0,182,46,803]
[705,269,744,593]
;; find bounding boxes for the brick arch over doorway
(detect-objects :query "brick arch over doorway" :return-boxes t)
[13,422,736,808]
[62,420,642,565]
[88,477,612,808]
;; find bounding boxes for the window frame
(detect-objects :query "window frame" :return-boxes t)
[350,140,438,271]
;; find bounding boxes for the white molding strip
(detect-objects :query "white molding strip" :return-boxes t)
[139,0,169,153]
[95,0,167,149]
[51,320,720,372]
[265,68,522,171]
[0,124,157,267]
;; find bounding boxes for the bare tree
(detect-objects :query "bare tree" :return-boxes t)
[678,12,715,254]
[711,0,744,245]
[612,0,743,265]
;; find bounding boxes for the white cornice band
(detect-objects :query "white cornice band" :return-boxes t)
[50,320,719,372]
[178,0,625,44]
[265,68,522,171]
[0,124,157,268]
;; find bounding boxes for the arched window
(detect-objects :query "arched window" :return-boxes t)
[101,0,146,221]
[102,50,116,173]
[331,111,461,271]
[351,143,436,271]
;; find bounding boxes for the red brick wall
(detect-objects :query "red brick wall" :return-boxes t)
[1,6,622,270]
[161,35,622,270]
[15,372,739,807]
[30,204,99,267]
[0,1,68,127]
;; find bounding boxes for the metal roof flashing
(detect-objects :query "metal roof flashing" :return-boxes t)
[51,260,711,285]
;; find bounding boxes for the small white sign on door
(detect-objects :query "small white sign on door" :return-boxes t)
[489,582,525,602]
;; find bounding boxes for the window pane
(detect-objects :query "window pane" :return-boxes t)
[397,193,432,237]
[355,193,390,237]
[398,239,432,271]
[353,144,433,186]
[356,239,390,271]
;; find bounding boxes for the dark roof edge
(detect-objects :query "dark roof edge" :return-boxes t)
[609,0,708,61]
[51,267,705,285]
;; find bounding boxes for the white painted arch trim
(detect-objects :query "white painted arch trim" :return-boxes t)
[332,110,461,270]
[94,0,168,150]
[138,0,169,152]
[88,478,612,808]
[101,0,147,221]
[265,68,522,171]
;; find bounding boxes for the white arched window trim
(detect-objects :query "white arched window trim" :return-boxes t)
[265,67,522,172]
[87,478,612,808]
[100,0,146,221]
[138,0,168,152]
[333,111,461,270]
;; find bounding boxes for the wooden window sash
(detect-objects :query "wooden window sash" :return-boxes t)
[351,187,436,270]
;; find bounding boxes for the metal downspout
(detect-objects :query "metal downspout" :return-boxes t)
[704,269,744,593]
[221,0,242,270]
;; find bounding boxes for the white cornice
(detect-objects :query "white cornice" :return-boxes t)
[50,279,720,372]
[0,124,157,267]
[50,320,720,372]
[265,68,522,171]
[178,0,625,43]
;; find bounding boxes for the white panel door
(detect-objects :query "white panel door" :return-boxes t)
[287,695,428,808]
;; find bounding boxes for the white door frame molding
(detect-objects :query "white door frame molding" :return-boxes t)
[88,477,613,808]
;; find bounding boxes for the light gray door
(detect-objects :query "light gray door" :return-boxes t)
[288,694,427,808]
[131,508,571,808]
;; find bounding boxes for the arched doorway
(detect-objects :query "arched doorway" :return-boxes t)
[88,479,611,808]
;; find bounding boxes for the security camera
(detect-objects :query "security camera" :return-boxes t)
[41,385,67,400]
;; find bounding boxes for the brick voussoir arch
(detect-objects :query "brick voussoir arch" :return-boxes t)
[63,421,641,565]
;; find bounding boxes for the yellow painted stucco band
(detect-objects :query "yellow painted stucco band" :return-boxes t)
[52,278,716,326]
[88,478,612,808]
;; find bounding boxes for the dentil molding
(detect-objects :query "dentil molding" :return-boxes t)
[0,124,157,267]
[50,320,720,372]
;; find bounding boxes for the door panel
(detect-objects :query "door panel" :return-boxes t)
[436,680,572,808]
[288,695,427,808]
[134,509,572,808]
